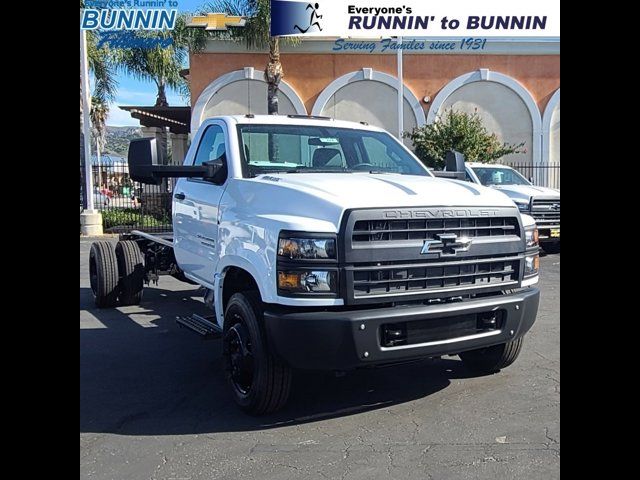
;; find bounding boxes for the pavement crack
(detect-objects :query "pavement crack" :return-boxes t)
[534,350,559,364]
[544,427,559,445]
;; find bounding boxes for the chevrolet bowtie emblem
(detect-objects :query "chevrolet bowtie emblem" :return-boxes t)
[187,13,246,30]
[421,233,472,256]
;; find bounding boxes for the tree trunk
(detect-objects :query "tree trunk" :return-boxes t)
[155,83,169,107]
[264,36,283,115]
[265,37,283,162]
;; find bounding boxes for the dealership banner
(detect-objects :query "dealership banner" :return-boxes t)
[270,0,559,37]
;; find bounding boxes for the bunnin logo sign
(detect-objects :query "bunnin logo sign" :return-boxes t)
[270,0,323,36]
[270,0,560,38]
[81,1,178,30]
[80,1,179,48]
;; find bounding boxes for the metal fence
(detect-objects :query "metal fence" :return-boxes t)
[80,158,173,233]
[510,163,560,190]
[80,157,560,233]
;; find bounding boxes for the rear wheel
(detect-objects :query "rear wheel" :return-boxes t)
[223,291,292,415]
[89,241,119,308]
[459,337,524,374]
[115,240,145,305]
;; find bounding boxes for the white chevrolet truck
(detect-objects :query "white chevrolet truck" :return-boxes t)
[459,162,560,253]
[89,115,540,414]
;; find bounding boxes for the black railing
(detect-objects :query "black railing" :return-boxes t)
[79,158,559,233]
[510,163,560,190]
[80,158,172,233]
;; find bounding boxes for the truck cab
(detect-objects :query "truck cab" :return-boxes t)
[458,162,560,253]
[90,115,541,414]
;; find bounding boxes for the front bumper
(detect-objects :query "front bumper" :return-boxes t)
[538,226,560,243]
[264,288,540,370]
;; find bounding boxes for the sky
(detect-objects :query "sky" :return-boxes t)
[100,0,212,126]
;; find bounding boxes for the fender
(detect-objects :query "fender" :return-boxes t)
[214,255,269,328]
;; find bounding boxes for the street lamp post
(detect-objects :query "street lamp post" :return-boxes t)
[80,27,103,235]
[396,35,404,140]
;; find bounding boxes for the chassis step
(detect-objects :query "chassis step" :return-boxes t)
[176,313,222,338]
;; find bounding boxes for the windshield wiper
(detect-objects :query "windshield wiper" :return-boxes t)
[283,168,352,174]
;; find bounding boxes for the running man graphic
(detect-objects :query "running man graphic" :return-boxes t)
[294,3,322,33]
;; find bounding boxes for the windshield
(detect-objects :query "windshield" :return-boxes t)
[471,167,531,186]
[236,124,430,177]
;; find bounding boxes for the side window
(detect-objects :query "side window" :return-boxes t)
[194,125,226,166]
[360,136,408,171]
[465,171,474,182]
[192,124,227,183]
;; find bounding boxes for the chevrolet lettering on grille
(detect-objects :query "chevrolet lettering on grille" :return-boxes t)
[421,233,472,256]
[383,208,499,219]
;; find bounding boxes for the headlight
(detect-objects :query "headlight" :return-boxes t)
[278,270,337,294]
[515,200,530,213]
[525,226,539,248]
[524,254,539,276]
[278,237,336,260]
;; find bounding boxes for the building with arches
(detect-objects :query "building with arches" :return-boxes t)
[134,38,559,184]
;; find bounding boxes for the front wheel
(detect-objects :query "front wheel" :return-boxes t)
[223,291,292,415]
[459,337,524,375]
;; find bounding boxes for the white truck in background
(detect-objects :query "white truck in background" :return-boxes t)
[456,162,560,253]
[89,115,540,415]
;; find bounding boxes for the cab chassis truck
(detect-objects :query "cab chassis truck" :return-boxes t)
[89,115,540,415]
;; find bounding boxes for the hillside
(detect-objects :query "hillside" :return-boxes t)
[104,126,143,157]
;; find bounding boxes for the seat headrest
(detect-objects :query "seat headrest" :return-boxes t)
[312,148,342,168]
[215,143,226,160]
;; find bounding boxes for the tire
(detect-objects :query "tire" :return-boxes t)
[223,291,292,415]
[89,241,119,308]
[459,337,524,375]
[115,240,145,306]
[542,241,560,254]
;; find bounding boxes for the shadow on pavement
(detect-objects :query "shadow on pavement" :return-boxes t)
[80,286,477,436]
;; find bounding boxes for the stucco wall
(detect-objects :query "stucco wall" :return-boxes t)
[189,52,560,117]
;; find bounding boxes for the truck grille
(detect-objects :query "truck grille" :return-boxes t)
[351,256,520,298]
[531,198,560,227]
[341,207,524,304]
[352,217,520,244]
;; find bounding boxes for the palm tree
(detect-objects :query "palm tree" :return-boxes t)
[115,14,209,107]
[90,97,109,188]
[81,1,118,208]
[205,0,286,114]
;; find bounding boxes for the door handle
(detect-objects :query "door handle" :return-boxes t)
[174,192,186,200]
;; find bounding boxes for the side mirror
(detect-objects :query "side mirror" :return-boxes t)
[445,150,466,174]
[128,137,220,184]
[431,150,466,180]
[128,137,161,185]
[202,155,227,184]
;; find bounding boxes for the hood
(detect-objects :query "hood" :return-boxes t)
[252,173,516,209]
[222,173,519,233]
[490,184,560,202]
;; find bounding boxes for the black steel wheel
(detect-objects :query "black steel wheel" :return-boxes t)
[89,241,119,308]
[223,291,292,415]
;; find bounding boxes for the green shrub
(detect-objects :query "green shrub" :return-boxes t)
[101,208,171,229]
[404,109,526,169]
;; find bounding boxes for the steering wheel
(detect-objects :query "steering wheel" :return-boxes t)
[351,163,377,171]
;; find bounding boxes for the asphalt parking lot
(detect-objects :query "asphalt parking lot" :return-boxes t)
[80,238,559,480]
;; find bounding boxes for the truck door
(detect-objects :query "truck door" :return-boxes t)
[173,122,229,287]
